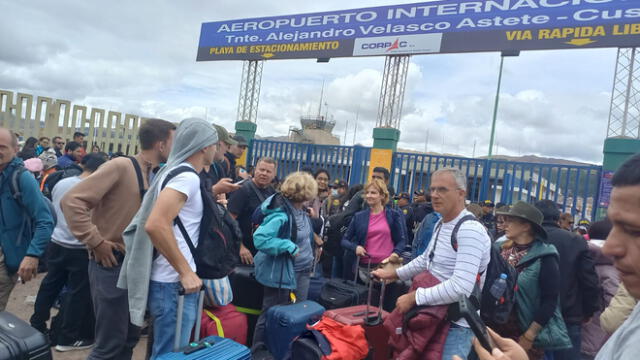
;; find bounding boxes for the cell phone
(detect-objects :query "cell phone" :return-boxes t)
[234,178,249,186]
[458,296,494,353]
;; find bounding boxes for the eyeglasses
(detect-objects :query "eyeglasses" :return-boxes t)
[428,186,451,194]
[56,142,65,145]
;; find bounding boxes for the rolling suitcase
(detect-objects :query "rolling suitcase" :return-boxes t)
[0,311,51,360]
[318,257,371,310]
[324,275,389,326]
[157,288,251,360]
[228,265,263,345]
[265,300,325,360]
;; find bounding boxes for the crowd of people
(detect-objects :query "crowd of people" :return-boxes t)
[0,117,639,360]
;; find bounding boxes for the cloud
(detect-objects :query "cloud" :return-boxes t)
[0,0,618,164]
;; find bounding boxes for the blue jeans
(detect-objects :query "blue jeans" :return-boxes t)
[441,325,474,360]
[552,323,581,360]
[148,281,198,359]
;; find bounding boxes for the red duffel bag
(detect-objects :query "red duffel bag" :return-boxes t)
[199,304,248,345]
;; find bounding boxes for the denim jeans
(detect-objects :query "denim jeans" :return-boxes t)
[251,271,311,350]
[441,324,474,360]
[552,322,581,360]
[148,281,198,359]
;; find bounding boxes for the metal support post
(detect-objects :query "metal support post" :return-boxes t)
[607,48,640,139]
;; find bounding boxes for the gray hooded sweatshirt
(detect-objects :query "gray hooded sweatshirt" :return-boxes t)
[117,117,218,326]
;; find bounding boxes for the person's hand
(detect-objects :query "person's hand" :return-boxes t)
[212,178,241,195]
[239,244,254,265]
[307,207,316,218]
[355,245,367,257]
[371,266,399,282]
[395,291,416,314]
[454,327,529,360]
[382,253,402,265]
[517,336,533,351]
[17,257,39,282]
[179,270,202,294]
[216,193,228,207]
[93,240,123,267]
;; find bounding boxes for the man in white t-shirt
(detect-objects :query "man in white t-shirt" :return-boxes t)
[144,134,218,358]
[373,167,491,360]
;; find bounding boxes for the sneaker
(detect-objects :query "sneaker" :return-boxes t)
[54,340,94,352]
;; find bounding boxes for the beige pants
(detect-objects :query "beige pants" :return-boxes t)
[0,246,18,311]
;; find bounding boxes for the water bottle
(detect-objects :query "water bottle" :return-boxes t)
[489,273,508,301]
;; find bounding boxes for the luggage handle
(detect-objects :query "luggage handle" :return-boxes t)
[174,285,206,352]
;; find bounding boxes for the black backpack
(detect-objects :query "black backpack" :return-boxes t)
[433,215,517,325]
[42,164,82,200]
[161,166,242,279]
[323,209,356,258]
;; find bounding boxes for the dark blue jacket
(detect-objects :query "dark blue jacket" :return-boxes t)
[341,208,407,276]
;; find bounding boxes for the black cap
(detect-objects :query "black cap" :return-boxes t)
[396,192,410,200]
[414,189,426,196]
[330,179,347,188]
[482,200,495,207]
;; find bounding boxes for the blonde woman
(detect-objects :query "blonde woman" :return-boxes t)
[341,179,407,284]
[250,171,318,349]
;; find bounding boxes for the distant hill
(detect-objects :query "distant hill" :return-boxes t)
[479,154,599,167]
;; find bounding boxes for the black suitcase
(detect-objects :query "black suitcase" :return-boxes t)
[318,259,373,310]
[228,265,264,346]
[0,311,51,360]
[229,265,263,310]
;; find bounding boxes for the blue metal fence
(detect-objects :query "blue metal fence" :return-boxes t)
[392,152,603,221]
[250,140,371,185]
[248,140,603,220]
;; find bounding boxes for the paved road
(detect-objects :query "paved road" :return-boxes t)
[6,274,147,360]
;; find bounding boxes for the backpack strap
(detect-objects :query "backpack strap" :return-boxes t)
[450,215,479,252]
[159,165,199,259]
[10,167,27,206]
[127,156,146,202]
[247,180,267,203]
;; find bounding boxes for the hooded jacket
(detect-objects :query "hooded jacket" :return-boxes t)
[118,118,218,326]
[253,193,314,289]
[542,221,602,323]
[384,270,449,360]
[0,157,54,273]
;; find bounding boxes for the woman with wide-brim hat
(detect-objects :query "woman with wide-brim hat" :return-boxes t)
[490,201,572,360]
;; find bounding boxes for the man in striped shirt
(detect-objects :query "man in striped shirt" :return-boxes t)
[373,167,491,360]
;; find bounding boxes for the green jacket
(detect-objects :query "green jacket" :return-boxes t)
[504,239,572,350]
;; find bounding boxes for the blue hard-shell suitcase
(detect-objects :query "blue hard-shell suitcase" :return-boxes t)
[157,336,251,360]
[156,289,251,360]
[265,300,325,360]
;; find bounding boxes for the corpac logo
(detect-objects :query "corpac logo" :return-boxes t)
[360,38,408,51]
[353,34,442,57]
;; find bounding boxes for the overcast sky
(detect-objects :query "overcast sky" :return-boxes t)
[1,0,618,164]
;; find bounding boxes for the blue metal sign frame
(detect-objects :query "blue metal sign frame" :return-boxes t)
[197,0,640,61]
